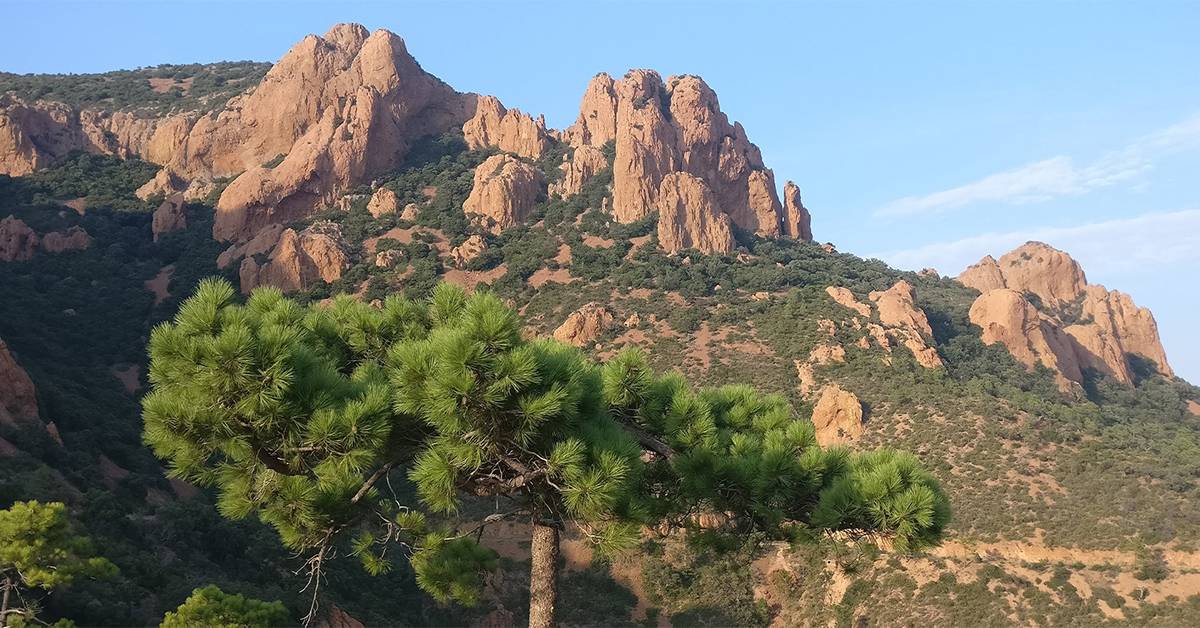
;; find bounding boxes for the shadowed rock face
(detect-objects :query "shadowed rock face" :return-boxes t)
[0,338,38,425]
[960,241,1172,390]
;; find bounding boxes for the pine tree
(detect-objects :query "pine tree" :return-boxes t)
[395,284,644,627]
[143,279,950,627]
[0,501,117,628]
[160,585,289,628]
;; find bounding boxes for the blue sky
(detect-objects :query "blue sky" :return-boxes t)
[4,1,1199,382]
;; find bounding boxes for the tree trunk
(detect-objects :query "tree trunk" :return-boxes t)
[528,523,559,628]
[1,576,10,628]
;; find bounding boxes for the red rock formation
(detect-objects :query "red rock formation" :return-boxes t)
[462,95,550,159]
[782,181,813,241]
[811,384,864,446]
[969,288,1083,392]
[0,215,39,261]
[553,303,616,347]
[0,338,38,425]
[960,242,1173,388]
[825,286,871,317]
[40,226,92,253]
[152,194,187,241]
[655,172,735,255]
[449,234,487,268]
[463,154,544,234]
[239,222,349,293]
[550,145,608,198]
[367,187,400,218]
[869,280,943,369]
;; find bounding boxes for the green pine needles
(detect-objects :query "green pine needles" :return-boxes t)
[142,279,950,623]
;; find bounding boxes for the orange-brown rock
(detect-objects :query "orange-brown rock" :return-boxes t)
[151,194,187,241]
[462,95,550,159]
[969,288,1082,392]
[959,242,1086,307]
[217,223,285,269]
[553,303,616,347]
[869,280,942,368]
[782,181,813,241]
[0,215,38,261]
[564,73,618,149]
[450,234,487,268]
[239,222,348,293]
[367,187,400,218]
[206,25,475,241]
[961,242,1173,387]
[462,154,544,234]
[40,226,92,253]
[375,249,403,269]
[136,168,187,201]
[811,384,864,446]
[1064,285,1173,383]
[655,172,734,255]
[611,70,678,223]
[550,145,608,198]
[825,286,871,317]
[0,338,38,425]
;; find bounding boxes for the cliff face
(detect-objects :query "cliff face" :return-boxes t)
[960,241,1172,390]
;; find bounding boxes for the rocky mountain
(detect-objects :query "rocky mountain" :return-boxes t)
[1,23,1197,628]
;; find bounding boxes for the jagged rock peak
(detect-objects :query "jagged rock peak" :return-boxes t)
[561,69,802,243]
[960,241,1172,389]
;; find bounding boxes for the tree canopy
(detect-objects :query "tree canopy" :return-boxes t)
[142,279,949,624]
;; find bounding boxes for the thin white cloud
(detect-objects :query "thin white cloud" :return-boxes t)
[870,209,1200,278]
[875,113,1200,217]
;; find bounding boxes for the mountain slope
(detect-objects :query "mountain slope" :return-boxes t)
[1,23,1197,627]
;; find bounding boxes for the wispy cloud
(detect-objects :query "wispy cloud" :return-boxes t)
[874,113,1200,217]
[870,209,1200,278]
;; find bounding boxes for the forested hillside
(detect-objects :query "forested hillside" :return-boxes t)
[2,23,1199,628]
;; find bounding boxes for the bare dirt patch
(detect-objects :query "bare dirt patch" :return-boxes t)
[144,264,174,305]
[111,364,141,394]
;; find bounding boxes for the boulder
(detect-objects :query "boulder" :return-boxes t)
[0,215,38,262]
[40,226,92,253]
[462,154,544,234]
[151,194,187,241]
[240,222,349,293]
[868,280,942,368]
[375,249,403,269]
[655,172,735,255]
[136,168,187,201]
[0,338,38,425]
[449,234,487,268]
[462,95,550,159]
[367,187,400,218]
[959,242,1085,307]
[553,303,616,347]
[811,384,864,446]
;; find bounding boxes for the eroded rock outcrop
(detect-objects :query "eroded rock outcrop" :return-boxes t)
[462,95,550,159]
[869,280,942,369]
[561,70,797,243]
[826,286,871,317]
[655,172,735,255]
[239,222,349,293]
[550,144,608,198]
[553,303,616,347]
[960,242,1172,389]
[782,181,813,241]
[968,288,1082,392]
[40,226,92,253]
[0,338,38,425]
[367,187,400,218]
[811,384,864,447]
[449,234,487,268]
[462,154,544,234]
[152,194,187,241]
[0,215,38,261]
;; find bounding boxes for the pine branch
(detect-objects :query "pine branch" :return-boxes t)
[618,422,676,459]
[351,461,398,505]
